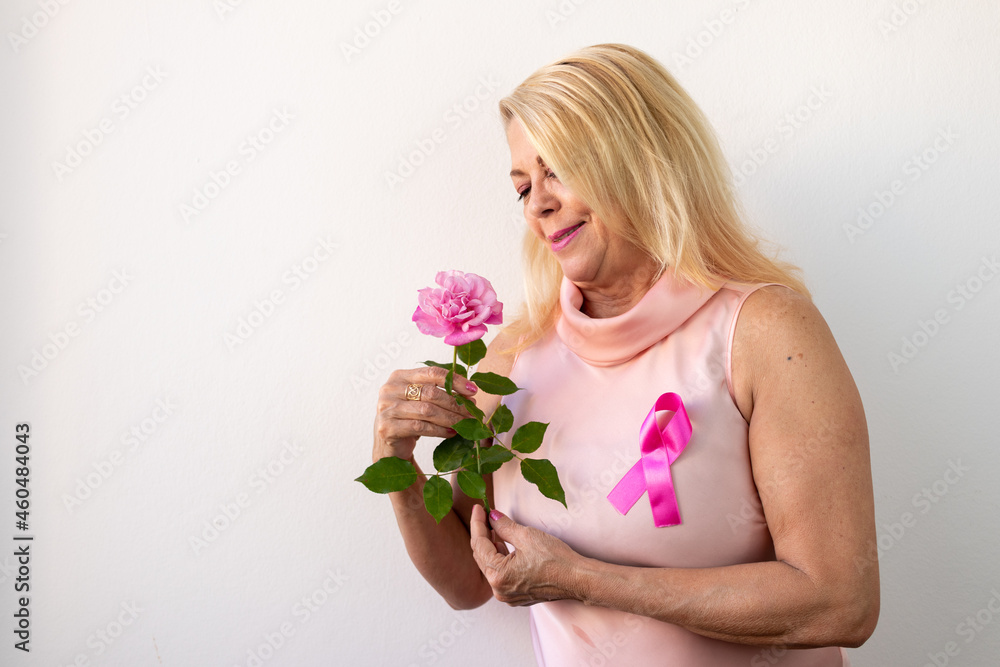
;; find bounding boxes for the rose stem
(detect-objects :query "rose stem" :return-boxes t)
[456,343,492,516]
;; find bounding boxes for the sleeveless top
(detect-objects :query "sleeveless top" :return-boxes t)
[492,271,849,667]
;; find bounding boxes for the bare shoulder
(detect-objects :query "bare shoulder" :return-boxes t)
[732,285,877,638]
[730,285,849,422]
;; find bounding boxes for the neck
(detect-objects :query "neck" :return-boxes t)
[578,262,661,319]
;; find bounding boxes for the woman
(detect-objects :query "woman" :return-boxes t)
[373,44,879,665]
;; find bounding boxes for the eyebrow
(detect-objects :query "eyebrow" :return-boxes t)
[509,155,547,178]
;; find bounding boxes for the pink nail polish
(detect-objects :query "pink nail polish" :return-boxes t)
[489,510,503,522]
[466,381,478,394]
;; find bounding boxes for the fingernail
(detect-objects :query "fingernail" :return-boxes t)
[489,510,504,522]
[466,381,478,394]
[447,428,457,436]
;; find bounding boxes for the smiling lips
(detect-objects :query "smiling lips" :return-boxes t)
[548,222,586,251]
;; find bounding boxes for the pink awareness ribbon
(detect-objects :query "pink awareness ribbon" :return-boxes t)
[607,393,691,527]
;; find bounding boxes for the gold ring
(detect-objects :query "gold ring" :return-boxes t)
[405,384,423,401]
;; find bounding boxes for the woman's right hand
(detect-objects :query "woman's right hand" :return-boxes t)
[372,366,479,462]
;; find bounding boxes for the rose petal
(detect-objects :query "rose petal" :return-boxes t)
[412,306,451,338]
[415,270,503,343]
[444,324,486,346]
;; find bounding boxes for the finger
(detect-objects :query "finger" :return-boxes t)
[379,381,470,429]
[493,537,510,556]
[384,375,475,423]
[398,382,470,418]
[487,509,519,547]
[470,505,510,556]
[381,417,456,441]
[392,367,478,398]
[470,503,489,540]
[469,505,501,566]
[383,397,468,435]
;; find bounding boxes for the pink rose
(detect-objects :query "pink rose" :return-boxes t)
[412,270,504,346]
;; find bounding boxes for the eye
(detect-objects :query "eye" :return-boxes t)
[516,170,556,202]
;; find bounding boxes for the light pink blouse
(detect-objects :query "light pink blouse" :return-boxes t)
[493,271,850,667]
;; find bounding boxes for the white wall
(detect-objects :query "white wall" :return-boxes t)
[2,1,998,665]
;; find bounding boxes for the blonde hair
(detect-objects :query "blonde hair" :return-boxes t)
[498,43,808,349]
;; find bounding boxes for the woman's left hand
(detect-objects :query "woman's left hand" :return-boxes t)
[469,504,581,606]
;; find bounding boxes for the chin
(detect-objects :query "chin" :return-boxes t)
[557,263,600,286]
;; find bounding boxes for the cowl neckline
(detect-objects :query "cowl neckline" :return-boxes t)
[555,270,717,367]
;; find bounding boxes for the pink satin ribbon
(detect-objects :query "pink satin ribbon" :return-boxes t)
[607,393,691,527]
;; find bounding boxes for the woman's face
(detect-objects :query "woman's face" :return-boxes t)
[506,119,652,295]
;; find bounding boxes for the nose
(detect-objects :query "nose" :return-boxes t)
[525,178,559,220]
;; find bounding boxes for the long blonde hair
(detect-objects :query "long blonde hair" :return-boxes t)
[498,43,808,349]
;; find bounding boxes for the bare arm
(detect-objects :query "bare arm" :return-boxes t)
[470,287,879,647]
[374,331,516,609]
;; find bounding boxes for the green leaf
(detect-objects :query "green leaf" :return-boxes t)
[457,470,486,500]
[489,403,514,435]
[457,339,488,367]
[433,435,475,473]
[423,475,453,523]
[455,394,486,422]
[452,418,491,442]
[511,421,548,454]
[445,369,453,394]
[422,360,468,379]
[355,457,417,494]
[521,458,566,507]
[470,371,521,396]
[476,445,514,475]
